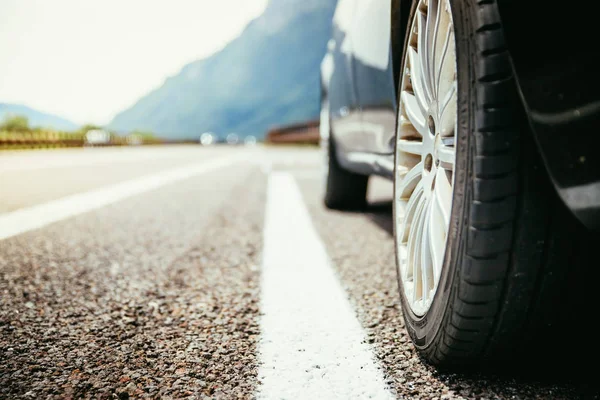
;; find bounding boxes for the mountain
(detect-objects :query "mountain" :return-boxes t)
[0,103,79,131]
[109,0,337,140]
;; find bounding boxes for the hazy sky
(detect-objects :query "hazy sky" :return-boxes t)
[0,0,268,125]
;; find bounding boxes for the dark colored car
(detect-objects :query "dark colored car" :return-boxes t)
[320,0,599,368]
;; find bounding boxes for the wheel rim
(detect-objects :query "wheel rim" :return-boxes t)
[395,0,457,316]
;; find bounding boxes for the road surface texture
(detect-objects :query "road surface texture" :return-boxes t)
[0,145,597,399]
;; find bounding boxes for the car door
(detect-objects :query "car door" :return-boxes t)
[351,0,397,154]
[327,0,364,154]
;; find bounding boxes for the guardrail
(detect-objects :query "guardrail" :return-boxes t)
[0,131,85,150]
[265,120,320,145]
[0,131,167,150]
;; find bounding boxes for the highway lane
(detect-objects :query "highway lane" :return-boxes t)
[0,146,241,213]
[0,145,597,399]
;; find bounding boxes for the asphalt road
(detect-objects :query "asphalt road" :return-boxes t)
[0,145,597,399]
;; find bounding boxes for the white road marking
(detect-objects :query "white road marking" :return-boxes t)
[0,146,212,172]
[0,155,245,241]
[258,172,393,400]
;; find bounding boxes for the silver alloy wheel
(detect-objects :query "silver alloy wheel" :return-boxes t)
[395,0,457,316]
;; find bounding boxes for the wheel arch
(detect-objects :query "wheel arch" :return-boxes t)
[496,0,600,231]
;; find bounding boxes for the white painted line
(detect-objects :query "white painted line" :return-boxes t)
[0,146,208,172]
[0,155,245,241]
[258,172,393,400]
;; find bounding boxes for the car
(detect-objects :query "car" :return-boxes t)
[200,132,215,145]
[84,129,111,146]
[320,0,599,368]
[226,133,240,145]
[244,135,257,146]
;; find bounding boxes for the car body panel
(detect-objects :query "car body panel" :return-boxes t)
[352,0,397,154]
[323,0,396,155]
[323,0,365,154]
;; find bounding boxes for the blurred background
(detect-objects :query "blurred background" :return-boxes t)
[0,0,332,149]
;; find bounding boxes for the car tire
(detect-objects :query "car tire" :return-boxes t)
[394,0,594,368]
[323,136,369,211]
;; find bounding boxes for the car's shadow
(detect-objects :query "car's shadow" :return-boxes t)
[365,200,394,237]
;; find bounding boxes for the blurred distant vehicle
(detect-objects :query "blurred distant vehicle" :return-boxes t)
[126,133,143,146]
[200,132,215,145]
[244,135,257,146]
[321,0,600,370]
[84,129,111,146]
[226,133,240,145]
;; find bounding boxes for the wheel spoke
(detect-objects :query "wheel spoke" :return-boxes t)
[408,47,429,115]
[409,199,427,301]
[427,0,441,98]
[435,20,454,101]
[401,91,427,136]
[421,204,433,299]
[428,202,444,277]
[439,82,457,137]
[440,81,456,118]
[433,167,452,227]
[400,181,424,244]
[397,138,423,156]
[397,161,423,199]
[398,115,422,141]
[406,203,418,280]
[437,143,455,170]
[417,9,433,102]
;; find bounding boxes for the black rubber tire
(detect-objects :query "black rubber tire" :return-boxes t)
[395,0,596,369]
[323,136,369,211]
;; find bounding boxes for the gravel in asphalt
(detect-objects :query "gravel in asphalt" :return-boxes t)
[0,162,265,399]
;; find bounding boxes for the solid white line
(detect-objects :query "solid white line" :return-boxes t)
[0,146,218,172]
[258,172,393,400]
[0,155,245,241]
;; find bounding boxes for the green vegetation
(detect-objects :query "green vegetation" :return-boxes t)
[0,115,30,132]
